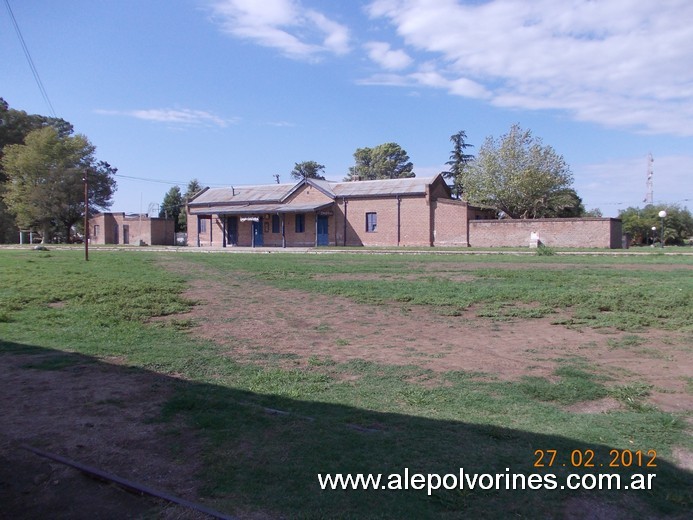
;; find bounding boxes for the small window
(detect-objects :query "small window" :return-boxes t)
[366,212,377,232]
[295,213,305,233]
[272,214,280,233]
[199,218,207,232]
[93,225,99,237]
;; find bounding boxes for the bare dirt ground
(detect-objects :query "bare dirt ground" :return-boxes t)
[174,262,692,414]
[1,255,691,519]
[0,354,214,519]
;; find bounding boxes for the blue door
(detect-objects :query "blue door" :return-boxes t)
[227,216,238,246]
[317,215,329,246]
[252,219,264,247]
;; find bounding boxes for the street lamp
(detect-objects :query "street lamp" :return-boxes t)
[651,226,657,246]
[658,210,667,248]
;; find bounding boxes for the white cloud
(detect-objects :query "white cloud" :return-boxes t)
[264,120,296,127]
[96,108,235,128]
[209,0,350,59]
[365,0,693,136]
[355,72,414,88]
[364,41,412,70]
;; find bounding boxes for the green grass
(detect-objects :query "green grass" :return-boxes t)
[185,251,693,331]
[517,363,609,405]
[0,249,691,519]
[21,353,92,371]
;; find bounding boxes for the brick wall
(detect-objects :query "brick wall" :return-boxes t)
[428,176,451,199]
[432,199,469,246]
[280,213,318,246]
[285,184,333,204]
[337,196,432,247]
[400,196,432,246]
[149,218,175,245]
[188,214,214,247]
[469,218,623,248]
[187,212,200,246]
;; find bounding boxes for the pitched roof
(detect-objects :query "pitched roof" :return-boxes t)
[189,201,333,215]
[190,184,295,205]
[189,175,445,206]
[329,176,436,197]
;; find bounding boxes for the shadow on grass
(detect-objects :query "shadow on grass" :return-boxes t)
[1,340,691,519]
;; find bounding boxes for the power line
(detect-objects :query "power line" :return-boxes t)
[113,173,226,187]
[4,0,56,117]
[114,173,186,186]
[598,198,691,207]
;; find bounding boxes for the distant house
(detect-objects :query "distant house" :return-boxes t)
[89,212,175,246]
[186,174,492,248]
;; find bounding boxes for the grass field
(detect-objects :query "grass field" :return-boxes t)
[0,248,691,519]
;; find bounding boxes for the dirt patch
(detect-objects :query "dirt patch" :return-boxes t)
[2,255,691,518]
[0,353,210,519]
[311,272,477,282]
[565,397,623,414]
[161,260,692,413]
[409,260,693,272]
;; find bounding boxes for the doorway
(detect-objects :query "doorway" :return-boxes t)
[252,219,263,247]
[227,216,238,246]
[317,215,329,246]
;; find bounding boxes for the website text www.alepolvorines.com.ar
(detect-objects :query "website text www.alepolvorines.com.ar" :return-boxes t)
[317,468,657,495]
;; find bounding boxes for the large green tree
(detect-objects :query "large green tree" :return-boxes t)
[619,204,693,245]
[462,124,574,219]
[290,161,326,181]
[442,130,474,198]
[159,186,184,232]
[0,98,74,242]
[178,178,203,231]
[344,142,414,181]
[1,126,116,242]
[542,188,586,218]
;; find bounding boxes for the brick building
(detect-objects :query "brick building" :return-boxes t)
[187,175,490,248]
[89,212,175,246]
[186,175,622,249]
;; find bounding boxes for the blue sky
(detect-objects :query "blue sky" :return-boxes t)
[2,0,691,217]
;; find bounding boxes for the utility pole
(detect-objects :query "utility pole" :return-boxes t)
[83,170,89,261]
[273,174,280,184]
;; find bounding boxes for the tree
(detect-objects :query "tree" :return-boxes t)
[0,98,74,242]
[178,178,203,231]
[619,204,693,245]
[542,188,585,218]
[462,124,574,219]
[290,161,326,181]
[344,142,414,181]
[1,126,116,242]
[584,208,603,218]
[442,130,474,198]
[159,186,183,232]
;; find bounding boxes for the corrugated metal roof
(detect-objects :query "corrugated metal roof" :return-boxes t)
[331,176,436,197]
[190,175,442,206]
[190,202,332,215]
[306,178,336,197]
[191,184,295,205]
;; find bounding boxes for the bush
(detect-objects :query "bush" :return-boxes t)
[535,244,556,256]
